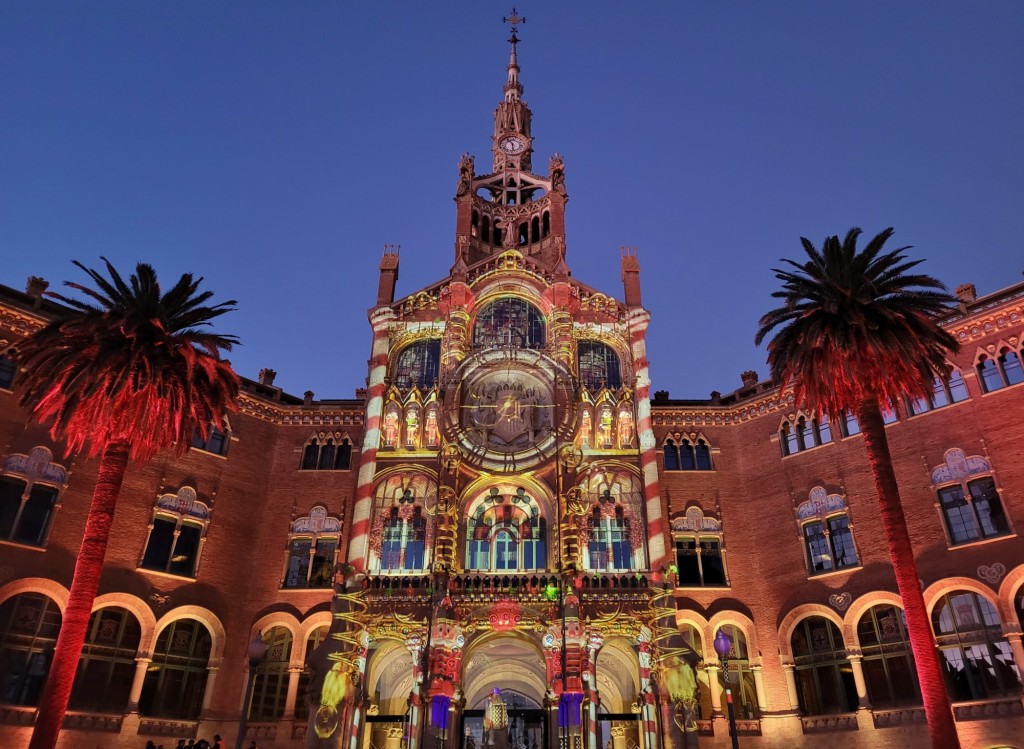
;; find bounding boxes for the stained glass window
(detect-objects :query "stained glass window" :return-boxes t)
[393,340,441,390]
[473,298,545,349]
[577,341,622,390]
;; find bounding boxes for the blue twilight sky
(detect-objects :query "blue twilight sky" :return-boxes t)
[2,2,1022,401]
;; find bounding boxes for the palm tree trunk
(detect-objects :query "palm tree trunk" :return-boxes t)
[29,440,130,749]
[856,400,960,749]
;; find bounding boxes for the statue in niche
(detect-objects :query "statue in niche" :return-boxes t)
[577,409,592,448]
[598,406,614,448]
[383,410,399,448]
[617,407,634,448]
[405,409,420,448]
[425,409,439,448]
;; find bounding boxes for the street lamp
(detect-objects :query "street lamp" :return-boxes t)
[713,629,740,749]
[235,630,268,749]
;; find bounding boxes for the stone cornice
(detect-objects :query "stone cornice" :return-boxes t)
[237,392,364,427]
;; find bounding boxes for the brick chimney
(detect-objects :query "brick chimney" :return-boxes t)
[303,391,314,406]
[26,276,49,307]
[258,368,277,386]
[954,283,977,304]
[741,370,759,388]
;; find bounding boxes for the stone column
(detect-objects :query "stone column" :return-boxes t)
[750,664,768,713]
[781,662,800,711]
[1003,631,1024,677]
[201,663,221,718]
[284,665,303,719]
[126,656,152,712]
[706,664,722,716]
[847,654,871,710]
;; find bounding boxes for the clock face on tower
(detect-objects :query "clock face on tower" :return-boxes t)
[444,348,574,472]
[499,135,526,155]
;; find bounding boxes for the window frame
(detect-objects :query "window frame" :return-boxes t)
[282,506,343,588]
[930,449,1012,548]
[0,592,62,706]
[0,447,68,550]
[300,433,354,471]
[779,414,832,456]
[932,591,1022,701]
[674,534,728,587]
[790,616,858,716]
[139,488,211,579]
[0,351,17,390]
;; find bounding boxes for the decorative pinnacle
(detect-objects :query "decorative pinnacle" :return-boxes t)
[502,8,525,101]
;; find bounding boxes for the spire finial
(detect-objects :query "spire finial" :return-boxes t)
[502,8,526,102]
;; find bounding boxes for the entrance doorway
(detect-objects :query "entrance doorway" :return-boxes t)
[461,699,546,749]
[460,634,548,749]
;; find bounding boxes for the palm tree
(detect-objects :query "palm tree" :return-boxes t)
[755,228,961,749]
[17,259,240,749]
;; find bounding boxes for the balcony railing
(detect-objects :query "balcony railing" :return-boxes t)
[800,713,858,733]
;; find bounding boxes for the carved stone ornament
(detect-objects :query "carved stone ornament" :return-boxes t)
[671,507,722,533]
[828,592,852,612]
[931,448,990,485]
[977,563,1007,585]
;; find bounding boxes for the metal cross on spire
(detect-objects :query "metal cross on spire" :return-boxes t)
[503,7,526,40]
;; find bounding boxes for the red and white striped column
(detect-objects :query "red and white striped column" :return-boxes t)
[626,307,667,570]
[347,306,397,571]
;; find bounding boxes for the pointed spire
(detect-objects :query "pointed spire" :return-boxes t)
[502,8,526,102]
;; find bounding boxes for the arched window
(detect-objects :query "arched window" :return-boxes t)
[542,212,550,237]
[465,488,546,572]
[0,445,66,547]
[933,591,1021,700]
[907,371,971,415]
[393,340,441,390]
[473,298,545,349]
[68,606,141,714]
[140,488,210,578]
[295,626,329,722]
[369,475,436,573]
[378,501,427,572]
[791,617,857,715]
[0,351,17,390]
[301,435,353,471]
[284,506,342,588]
[0,592,62,706]
[587,503,632,571]
[977,347,1024,392]
[250,627,293,721]
[782,415,832,455]
[715,625,759,719]
[857,604,920,707]
[577,341,622,390]
[138,618,211,719]
[678,623,712,719]
[663,439,680,471]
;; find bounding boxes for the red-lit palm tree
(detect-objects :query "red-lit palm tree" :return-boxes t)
[18,260,239,749]
[755,228,961,749]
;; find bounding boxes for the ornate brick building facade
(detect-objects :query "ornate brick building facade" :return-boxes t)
[1,16,1023,749]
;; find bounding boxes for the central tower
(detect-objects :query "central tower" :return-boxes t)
[310,12,699,749]
[453,10,569,274]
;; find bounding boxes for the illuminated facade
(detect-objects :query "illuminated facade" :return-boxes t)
[1,14,1024,749]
